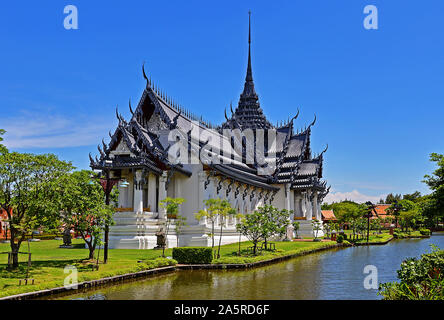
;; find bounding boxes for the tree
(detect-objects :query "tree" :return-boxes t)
[216,200,236,259]
[311,219,322,240]
[292,221,300,239]
[235,213,245,256]
[0,152,73,268]
[174,215,188,247]
[237,210,263,255]
[387,199,418,230]
[159,197,186,257]
[194,198,221,250]
[422,153,444,228]
[385,193,402,204]
[57,170,115,260]
[236,205,291,254]
[258,205,290,247]
[0,129,7,155]
[403,191,422,202]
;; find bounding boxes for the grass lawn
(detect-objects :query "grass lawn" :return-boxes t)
[352,232,393,244]
[0,239,175,298]
[0,238,337,298]
[211,239,337,264]
[393,230,426,238]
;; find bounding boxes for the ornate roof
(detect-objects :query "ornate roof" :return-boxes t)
[89,13,329,195]
[221,12,272,130]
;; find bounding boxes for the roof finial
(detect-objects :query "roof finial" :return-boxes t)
[246,10,253,82]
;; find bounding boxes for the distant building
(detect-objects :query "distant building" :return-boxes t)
[370,204,397,227]
[321,210,337,223]
[0,208,11,240]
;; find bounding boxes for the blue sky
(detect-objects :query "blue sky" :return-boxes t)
[0,0,443,203]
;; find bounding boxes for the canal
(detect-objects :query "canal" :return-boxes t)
[55,232,444,300]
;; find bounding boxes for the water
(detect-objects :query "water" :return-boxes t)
[55,233,444,300]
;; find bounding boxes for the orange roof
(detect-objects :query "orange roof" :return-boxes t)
[322,210,336,220]
[374,204,390,215]
[370,204,394,219]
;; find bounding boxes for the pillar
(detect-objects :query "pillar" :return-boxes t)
[133,170,144,214]
[158,172,167,219]
[294,194,301,218]
[305,191,313,221]
[147,172,156,212]
[313,191,319,221]
[289,189,295,222]
[198,172,207,225]
[285,184,291,211]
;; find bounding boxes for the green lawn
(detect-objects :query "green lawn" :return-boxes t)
[352,232,393,244]
[0,239,175,298]
[211,240,337,264]
[0,238,336,298]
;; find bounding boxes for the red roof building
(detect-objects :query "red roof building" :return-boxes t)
[0,208,11,240]
[321,210,337,222]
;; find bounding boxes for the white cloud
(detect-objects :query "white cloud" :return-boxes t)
[0,113,112,149]
[324,190,387,204]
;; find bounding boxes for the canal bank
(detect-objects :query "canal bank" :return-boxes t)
[51,232,444,300]
[2,241,341,300]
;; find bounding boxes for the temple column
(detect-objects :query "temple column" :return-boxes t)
[198,172,206,211]
[313,191,319,221]
[133,170,144,214]
[294,194,301,218]
[285,184,291,211]
[301,192,306,218]
[198,172,207,225]
[305,191,313,221]
[147,172,156,212]
[158,172,167,219]
[289,189,295,222]
[285,184,294,239]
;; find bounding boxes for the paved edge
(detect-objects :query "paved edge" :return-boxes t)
[1,242,342,301]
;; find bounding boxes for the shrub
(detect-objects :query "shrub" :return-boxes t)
[172,247,213,264]
[379,246,444,300]
[336,234,344,243]
[135,257,176,271]
[420,228,431,236]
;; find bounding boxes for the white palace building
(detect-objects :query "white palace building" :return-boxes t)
[90,16,329,249]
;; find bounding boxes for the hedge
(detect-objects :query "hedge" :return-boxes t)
[172,247,213,264]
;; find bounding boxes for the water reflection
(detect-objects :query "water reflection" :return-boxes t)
[55,233,444,300]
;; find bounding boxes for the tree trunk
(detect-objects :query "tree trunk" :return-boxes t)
[217,221,223,259]
[85,239,95,260]
[103,224,109,263]
[11,251,19,268]
[9,231,21,268]
[211,222,215,249]
[88,248,95,260]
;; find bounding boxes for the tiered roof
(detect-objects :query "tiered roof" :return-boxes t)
[90,13,329,196]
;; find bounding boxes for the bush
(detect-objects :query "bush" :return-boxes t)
[420,228,431,236]
[172,247,213,264]
[336,234,344,243]
[135,257,177,271]
[379,247,444,300]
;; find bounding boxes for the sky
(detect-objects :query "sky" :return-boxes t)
[0,0,443,203]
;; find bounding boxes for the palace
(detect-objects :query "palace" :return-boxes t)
[90,15,329,249]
